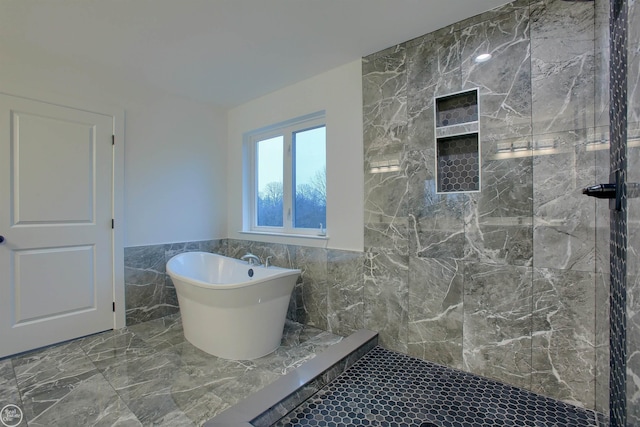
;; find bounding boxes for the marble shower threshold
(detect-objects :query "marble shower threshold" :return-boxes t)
[204,329,379,426]
[207,331,607,427]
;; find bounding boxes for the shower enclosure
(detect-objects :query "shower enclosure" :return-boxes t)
[362,0,639,422]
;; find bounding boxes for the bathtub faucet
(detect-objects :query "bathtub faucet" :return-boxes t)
[241,253,262,266]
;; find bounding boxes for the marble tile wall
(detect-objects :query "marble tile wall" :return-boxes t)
[224,240,366,337]
[363,0,616,412]
[124,240,226,325]
[124,239,365,338]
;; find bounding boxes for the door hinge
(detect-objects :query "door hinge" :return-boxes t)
[112,302,116,312]
[112,219,114,229]
[112,135,115,145]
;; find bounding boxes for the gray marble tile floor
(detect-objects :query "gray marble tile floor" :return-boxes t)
[0,314,343,427]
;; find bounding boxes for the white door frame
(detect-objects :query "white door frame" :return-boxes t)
[110,103,125,329]
[0,91,126,330]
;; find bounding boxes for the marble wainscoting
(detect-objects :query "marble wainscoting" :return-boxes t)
[124,240,225,325]
[225,239,365,337]
[125,239,366,338]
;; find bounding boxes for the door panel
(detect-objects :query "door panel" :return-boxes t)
[14,112,95,224]
[14,246,95,324]
[0,94,114,358]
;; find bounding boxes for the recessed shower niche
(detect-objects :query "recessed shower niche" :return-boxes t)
[435,89,480,193]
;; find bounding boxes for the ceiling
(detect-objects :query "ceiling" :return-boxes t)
[1,0,510,108]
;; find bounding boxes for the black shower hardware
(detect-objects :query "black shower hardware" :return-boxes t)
[582,183,617,198]
[582,170,622,210]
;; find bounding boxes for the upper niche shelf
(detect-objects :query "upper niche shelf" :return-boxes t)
[435,89,478,128]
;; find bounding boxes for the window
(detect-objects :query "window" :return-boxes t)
[245,112,326,236]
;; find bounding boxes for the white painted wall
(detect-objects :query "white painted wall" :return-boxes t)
[123,94,227,246]
[1,43,363,251]
[0,46,227,247]
[227,60,364,251]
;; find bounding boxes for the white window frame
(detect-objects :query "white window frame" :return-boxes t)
[243,111,327,237]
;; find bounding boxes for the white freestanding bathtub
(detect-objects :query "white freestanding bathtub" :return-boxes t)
[166,252,301,360]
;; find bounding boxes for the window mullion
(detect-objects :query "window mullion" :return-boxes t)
[282,131,294,232]
[251,138,259,229]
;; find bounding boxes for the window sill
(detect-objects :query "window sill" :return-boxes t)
[237,230,330,248]
[238,230,329,241]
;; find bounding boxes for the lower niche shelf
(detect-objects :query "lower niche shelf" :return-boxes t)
[436,133,479,193]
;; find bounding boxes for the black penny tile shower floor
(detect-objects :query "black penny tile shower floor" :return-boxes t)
[274,346,604,427]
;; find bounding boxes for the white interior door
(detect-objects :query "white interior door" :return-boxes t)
[0,94,114,358]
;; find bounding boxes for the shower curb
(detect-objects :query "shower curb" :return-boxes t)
[203,329,378,427]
